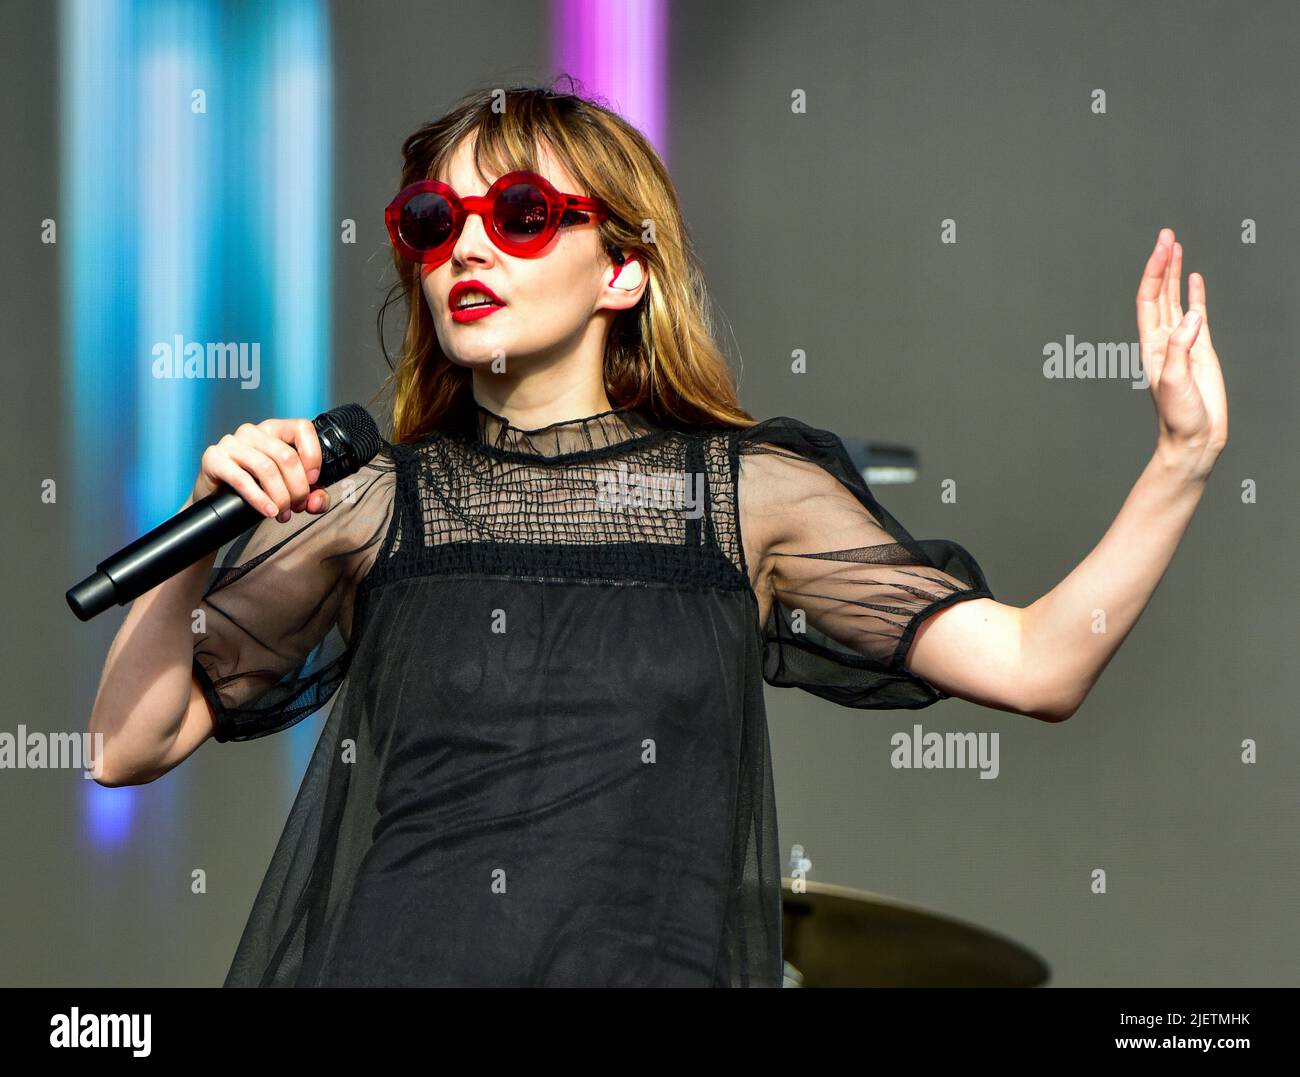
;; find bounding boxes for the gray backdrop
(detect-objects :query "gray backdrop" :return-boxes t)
[2,0,1295,986]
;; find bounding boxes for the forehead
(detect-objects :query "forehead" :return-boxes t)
[436,135,581,195]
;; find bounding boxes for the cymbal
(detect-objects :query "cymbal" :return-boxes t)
[781,878,1049,987]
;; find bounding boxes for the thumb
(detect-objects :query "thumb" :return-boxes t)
[1162,310,1201,386]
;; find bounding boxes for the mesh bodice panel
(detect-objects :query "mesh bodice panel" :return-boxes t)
[361,404,747,597]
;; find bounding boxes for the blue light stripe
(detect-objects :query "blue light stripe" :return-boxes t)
[64,0,336,839]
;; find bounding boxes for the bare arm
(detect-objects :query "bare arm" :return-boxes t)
[87,495,222,786]
[87,419,327,785]
[907,229,1227,721]
[907,452,1209,721]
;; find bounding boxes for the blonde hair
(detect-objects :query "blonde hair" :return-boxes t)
[372,79,756,444]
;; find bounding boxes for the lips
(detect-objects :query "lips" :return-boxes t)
[449,280,505,313]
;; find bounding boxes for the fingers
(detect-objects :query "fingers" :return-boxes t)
[1163,308,1202,384]
[197,418,330,522]
[231,426,299,519]
[284,418,330,512]
[1185,270,1217,359]
[1136,230,1172,337]
[260,417,323,484]
[1187,271,1210,328]
[1156,231,1174,325]
[202,438,288,518]
[243,423,314,514]
[1166,242,1184,322]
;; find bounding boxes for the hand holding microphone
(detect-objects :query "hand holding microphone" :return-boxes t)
[191,417,332,523]
[67,404,382,621]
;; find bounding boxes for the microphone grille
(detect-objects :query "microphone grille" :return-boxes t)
[315,403,383,484]
[332,403,383,459]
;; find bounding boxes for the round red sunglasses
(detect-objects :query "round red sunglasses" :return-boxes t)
[385,170,612,267]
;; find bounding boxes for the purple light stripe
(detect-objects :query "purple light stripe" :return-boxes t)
[552,0,668,163]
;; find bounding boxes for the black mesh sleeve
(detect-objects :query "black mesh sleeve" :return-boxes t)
[737,417,994,709]
[191,443,398,742]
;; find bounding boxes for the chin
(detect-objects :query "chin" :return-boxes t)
[445,347,509,370]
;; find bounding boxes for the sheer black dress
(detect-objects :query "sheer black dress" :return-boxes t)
[191,403,995,987]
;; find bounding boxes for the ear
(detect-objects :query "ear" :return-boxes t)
[601,250,647,308]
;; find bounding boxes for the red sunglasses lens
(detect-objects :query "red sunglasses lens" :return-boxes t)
[398,190,454,255]
[494,182,551,245]
[394,178,569,259]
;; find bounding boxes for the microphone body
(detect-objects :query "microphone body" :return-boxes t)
[66,404,381,621]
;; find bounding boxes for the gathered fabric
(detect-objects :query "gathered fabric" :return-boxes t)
[191,403,994,986]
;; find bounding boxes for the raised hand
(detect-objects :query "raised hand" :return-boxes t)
[1136,228,1228,478]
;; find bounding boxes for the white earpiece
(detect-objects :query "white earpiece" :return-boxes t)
[609,258,644,291]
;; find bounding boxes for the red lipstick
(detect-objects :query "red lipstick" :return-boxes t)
[449,280,506,323]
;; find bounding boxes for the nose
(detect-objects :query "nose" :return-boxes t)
[450,207,496,268]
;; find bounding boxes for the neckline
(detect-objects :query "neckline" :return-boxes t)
[473,401,636,435]
[470,400,661,460]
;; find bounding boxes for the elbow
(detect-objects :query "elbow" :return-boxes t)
[1014,654,1088,723]
[1029,703,1078,724]
[91,738,169,786]
[1025,690,1084,724]
[90,754,161,788]
[90,764,133,788]
[84,737,137,788]
[1014,675,1085,723]
[85,714,161,788]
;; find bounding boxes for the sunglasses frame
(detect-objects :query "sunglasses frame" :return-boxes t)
[385,169,610,266]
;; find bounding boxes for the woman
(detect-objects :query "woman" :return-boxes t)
[88,84,1227,987]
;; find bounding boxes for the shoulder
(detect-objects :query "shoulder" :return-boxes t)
[737,415,856,466]
[734,416,864,553]
[736,416,860,501]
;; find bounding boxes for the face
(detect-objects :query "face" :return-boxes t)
[419,137,638,371]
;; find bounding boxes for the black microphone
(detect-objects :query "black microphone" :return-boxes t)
[66,403,382,622]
